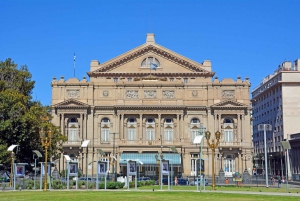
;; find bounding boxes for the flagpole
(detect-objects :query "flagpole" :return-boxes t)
[73,53,76,77]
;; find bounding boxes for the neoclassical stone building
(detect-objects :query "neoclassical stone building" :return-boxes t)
[51,33,253,179]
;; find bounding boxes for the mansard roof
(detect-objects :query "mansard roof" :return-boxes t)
[53,99,90,109]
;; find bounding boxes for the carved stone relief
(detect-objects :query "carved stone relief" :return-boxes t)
[125,90,138,99]
[103,90,109,97]
[222,90,235,99]
[67,90,80,98]
[162,90,175,99]
[192,90,198,97]
[144,90,157,98]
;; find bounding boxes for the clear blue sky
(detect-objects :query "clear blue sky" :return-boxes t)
[1,0,299,105]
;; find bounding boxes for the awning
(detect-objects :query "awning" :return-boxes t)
[120,153,181,165]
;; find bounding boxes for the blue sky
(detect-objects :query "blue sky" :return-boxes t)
[1,0,299,105]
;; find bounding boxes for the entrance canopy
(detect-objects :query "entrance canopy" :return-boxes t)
[120,153,181,165]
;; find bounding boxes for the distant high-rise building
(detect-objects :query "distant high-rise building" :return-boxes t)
[251,59,300,176]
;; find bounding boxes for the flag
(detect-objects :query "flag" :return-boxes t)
[150,62,158,70]
[74,53,76,61]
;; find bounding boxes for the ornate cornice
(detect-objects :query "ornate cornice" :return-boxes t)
[53,99,90,109]
[53,83,90,86]
[116,83,185,87]
[211,100,250,109]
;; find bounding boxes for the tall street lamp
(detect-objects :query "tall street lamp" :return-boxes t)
[258,124,272,188]
[205,131,221,190]
[7,145,19,187]
[40,128,52,191]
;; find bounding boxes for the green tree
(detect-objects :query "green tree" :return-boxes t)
[0,58,66,170]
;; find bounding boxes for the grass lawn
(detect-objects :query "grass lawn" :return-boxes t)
[0,190,299,201]
[139,184,300,193]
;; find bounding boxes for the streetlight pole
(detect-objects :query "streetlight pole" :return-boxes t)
[258,124,272,188]
[110,132,119,181]
[40,129,52,191]
[32,150,42,190]
[205,131,221,190]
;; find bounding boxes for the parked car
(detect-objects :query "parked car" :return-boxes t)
[138,177,151,181]
[190,178,208,186]
[79,177,94,181]
[159,178,188,185]
[175,178,188,185]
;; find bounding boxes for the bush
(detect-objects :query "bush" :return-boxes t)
[116,182,125,189]
[98,181,125,189]
[24,179,34,189]
[78,181,85,188]
[53,180,66,189]
[88,182,95,189]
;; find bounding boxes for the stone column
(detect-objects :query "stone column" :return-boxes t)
[218,114,221,132]
[176,114,180,141]
[85,113,88,140]
[180,114,184,140]
[121,114,124,140]
[139,114,143,142]
[80,113,83,140]
[237,114,240,142]
[61,113,65,135]
[158,114,161,141]
[214,115,217,134]
[241,115,245,142]
[115,114,119,138]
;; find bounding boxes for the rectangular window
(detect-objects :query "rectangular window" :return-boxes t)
[101,129,109,142]
[164,130,173,141]
[127,78,132,82]
[170,78,174,82]
[146,130,155,141]
[224,130,233,142]
[190,130,198,143]
[128,129,136,141]
[68,129,77,142]
[114,78,118,83]
[184,78,188,83]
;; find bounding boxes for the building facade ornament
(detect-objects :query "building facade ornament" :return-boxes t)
[67,89,80,98]
[162,90,175,99]
[126,90,138,99]
[144,90,157,98]
[192,90,198,97]
[222,90,235,98]
[103,90,109,97]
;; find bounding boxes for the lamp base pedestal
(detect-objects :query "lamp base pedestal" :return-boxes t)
[218,169,225,184]
[243,169,251,184]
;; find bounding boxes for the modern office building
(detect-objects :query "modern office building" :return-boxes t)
[51,33,252,179]
[251,59,300,176]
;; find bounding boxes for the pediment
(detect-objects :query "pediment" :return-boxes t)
[88,35,214,77]
[53,99,90,109]
[211,100,248,108]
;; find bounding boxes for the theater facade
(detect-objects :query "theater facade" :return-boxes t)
[51,33,253,179]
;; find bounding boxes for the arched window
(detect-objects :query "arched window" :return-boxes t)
[101,118,110,142]
[223,118,234,142]
[127,118,137,141]
[141,57,160,68]
[190,118,200,143]
[68,118,78,142]
[146,118,155,141]
[164,118,173,141]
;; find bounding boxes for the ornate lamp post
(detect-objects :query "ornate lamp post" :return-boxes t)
[205,131,221,190]
[40,128,52,191]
